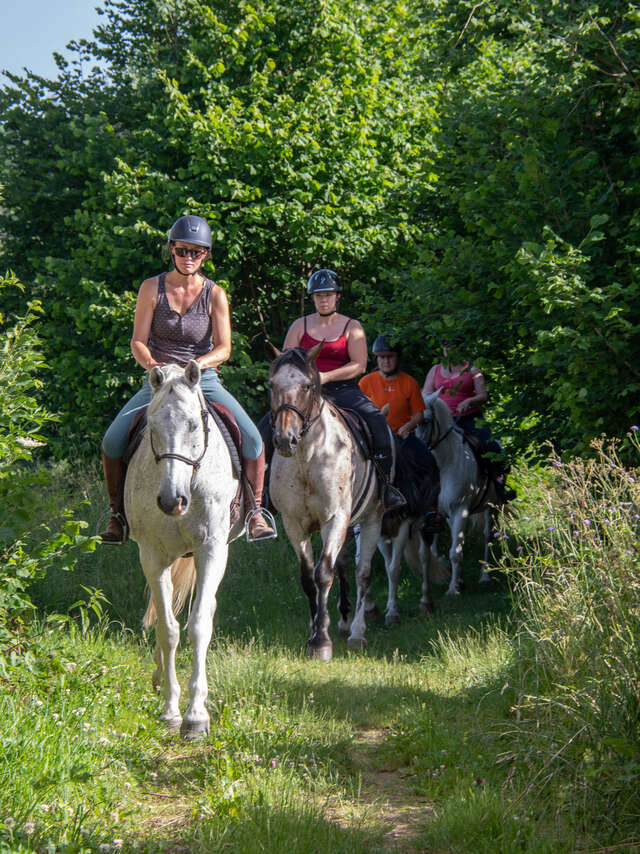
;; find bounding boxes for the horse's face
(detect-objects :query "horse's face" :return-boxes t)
[269,347,321,457]
[148,362,206,516]
[418,389,445,446]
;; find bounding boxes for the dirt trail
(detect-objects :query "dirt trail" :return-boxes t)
[325,726,436,854]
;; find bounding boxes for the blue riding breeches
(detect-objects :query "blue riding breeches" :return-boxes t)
[102,368,263,460]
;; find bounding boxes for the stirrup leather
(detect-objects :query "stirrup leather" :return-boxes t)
[244,507,278,542]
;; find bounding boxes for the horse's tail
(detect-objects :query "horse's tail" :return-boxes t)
[142,555,197,630]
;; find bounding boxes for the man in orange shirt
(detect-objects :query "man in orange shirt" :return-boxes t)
[360,335,443,533]
[359,335,426,437]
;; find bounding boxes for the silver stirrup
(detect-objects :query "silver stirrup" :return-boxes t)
[244,508,278,543]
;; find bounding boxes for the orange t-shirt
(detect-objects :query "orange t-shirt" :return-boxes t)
[359,370,425,434]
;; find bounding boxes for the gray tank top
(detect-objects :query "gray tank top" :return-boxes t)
[148,273,215,365]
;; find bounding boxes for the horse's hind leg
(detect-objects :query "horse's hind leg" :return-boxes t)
[335,535,354,638]
[181,540,229,739]
[142,555,182,728]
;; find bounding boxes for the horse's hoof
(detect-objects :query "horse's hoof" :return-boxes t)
[338,624,351,639]
[180,718,210,740]
[385,613,401,626]
[420,601,435,615]
[306,640,333,661]
[445,587,462,597]
[346,636,367,651]
[160,714,182,730]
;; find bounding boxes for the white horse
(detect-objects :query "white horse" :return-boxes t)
[418,390,496,595]
[268,344,385,660]
[125,361,240,738]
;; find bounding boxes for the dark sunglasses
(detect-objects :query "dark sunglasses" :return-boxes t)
[173,246,207,258]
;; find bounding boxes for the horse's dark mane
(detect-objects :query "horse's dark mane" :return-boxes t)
[270,348,321,396]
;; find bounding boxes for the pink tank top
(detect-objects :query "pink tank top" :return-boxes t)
[434,362,481,416]
[299,318,352,373]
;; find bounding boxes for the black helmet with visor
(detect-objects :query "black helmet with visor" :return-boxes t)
[372,334,401,356]
[168,215,212,250]
[307,269,342,295]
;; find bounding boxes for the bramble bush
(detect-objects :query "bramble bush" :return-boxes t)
[0,274,97,663]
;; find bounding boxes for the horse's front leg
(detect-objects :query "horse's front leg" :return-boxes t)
[181,539,229,739]
[406,524,435,614]
[380,519,410,626]
[281,517,316,633]
[447,507,469,595]
[140,549,182,728]
[347,512,382,650]
[308,514,350,661]
[478,507,493,585]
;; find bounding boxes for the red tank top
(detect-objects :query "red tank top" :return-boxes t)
[299,318,352,373]
[434,362,481,416]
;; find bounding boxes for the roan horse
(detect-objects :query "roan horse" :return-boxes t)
[267,344,385,660]
[125,361,241,738]
[418,389,497,595]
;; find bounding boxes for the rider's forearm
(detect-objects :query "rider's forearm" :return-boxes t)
[131,339,161,371]
[196,344,231,371]
[319,361,365,384]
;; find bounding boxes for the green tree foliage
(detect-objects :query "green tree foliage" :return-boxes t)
[0,0,638,454]
[0,275,96,657]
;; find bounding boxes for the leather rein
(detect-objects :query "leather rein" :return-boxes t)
[149,402,210,471]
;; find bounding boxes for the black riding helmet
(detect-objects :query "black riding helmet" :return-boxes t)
[307,269,342,295]
[372,334,401,356]
[168,215,212,250]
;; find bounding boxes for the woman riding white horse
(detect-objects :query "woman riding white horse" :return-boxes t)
[100,214,274,544]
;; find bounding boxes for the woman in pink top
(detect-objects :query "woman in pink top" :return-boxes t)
[422,337,488,436]
[279,269,405,511]
[422,337,515,502]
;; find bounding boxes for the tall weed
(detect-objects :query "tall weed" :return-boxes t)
[501,433,640,838]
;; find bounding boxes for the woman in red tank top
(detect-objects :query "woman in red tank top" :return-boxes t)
[279,269,405,511]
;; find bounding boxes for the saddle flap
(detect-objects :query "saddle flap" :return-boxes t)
[205,401,243,480]
[334,406,373,461]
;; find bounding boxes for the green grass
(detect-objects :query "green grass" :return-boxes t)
[3,455,640,853]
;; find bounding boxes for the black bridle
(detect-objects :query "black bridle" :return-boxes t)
[149,404,210,471]
[270,388,324,438]
[422,411,456,450]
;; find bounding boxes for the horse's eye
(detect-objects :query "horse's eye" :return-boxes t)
[302,383,311,392]
[188,420,198,432]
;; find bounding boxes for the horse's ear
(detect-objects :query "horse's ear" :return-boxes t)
[265,340,282,361]
[184,359,201,388]
[306,340,324,364]
[380,402,390,417]
[422,389,441,407]
[149,366,165,391]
